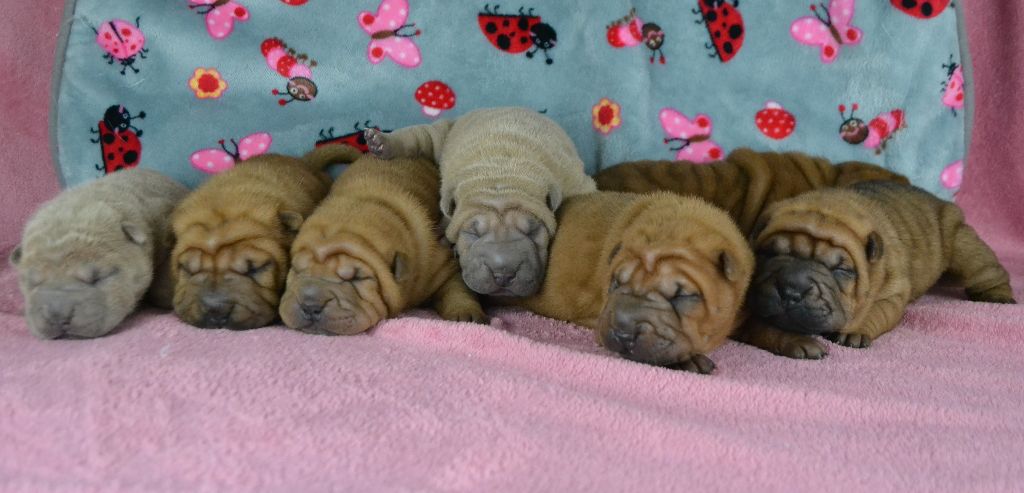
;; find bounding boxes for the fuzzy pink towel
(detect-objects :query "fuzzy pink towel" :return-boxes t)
[1,273,1022,492]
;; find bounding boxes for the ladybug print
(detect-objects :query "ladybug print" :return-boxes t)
[693,0,744,62]
[261,38,318,105]
[755,101,796,140]
[92,17,148,75]
[890,0,950,19]
[478,4,557,64]
[280,0,308,4]
[606,9,666,64]
[838,103,906,154]
[89,105,145,175]
[941,55,964,116]
[315,121,388,152]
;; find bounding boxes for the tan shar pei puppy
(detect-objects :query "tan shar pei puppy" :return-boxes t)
[739,181,1015,359]
[171,146,351,329]
[279,147,486,335]
[503,191,754,374]
[595,148,908,234]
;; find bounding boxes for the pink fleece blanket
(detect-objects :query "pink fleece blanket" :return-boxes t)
[1,1,1023,491]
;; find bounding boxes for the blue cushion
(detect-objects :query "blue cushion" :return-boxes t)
[52,0,971,198]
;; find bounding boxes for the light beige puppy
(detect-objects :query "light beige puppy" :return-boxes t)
[280,148,486,335]
[171,147,346,330]
[10,169,188,339]
[365,107,596,297]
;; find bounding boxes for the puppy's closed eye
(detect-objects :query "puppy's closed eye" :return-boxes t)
[242,261,272,279]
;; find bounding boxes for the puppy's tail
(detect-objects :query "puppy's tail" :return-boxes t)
[303,144,363,171]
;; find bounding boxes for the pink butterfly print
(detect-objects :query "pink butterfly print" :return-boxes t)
[190,133,272,174]
[94,18,148,75]
[790,0,862,64]
[942,60,964,114]
[357,0,422,68]
[188,0,250,40]
[659,108,722,163]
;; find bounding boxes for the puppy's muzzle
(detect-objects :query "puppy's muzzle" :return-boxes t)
[199,291,235,328]
[752,258,843,334]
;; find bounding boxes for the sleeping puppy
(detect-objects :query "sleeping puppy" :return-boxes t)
[364,107,596,297]
[171,146,350,330]
[740,181,1015,357]
[595,148,908,233]
[10,169,188,339]
[503,191,754,374]
[279,147,486,335]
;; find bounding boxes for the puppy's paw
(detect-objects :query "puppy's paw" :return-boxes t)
[668,354,716,375]
[364,128,394,160]
[967,289,1016,305]
[828,332,873,348]
[778,334,828,360]
[437,302,489,325]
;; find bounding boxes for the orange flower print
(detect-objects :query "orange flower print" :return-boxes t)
[189,68,228,99]
[593,98,622,135]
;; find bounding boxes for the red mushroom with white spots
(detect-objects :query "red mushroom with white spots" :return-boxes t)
[415,80,455,118]
[755,101,796,140]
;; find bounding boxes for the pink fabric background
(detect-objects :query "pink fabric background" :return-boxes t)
[1,2,1021,491]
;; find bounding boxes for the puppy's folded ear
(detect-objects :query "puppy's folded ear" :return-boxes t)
[717,251,739,282]
[391,251,408,282]
[9,244,22,266]
[546,184,563,211]
[865,232,884,263]
[279,211,304,235]
[122,223,148,245]
[607,242,622,265]
[440,188,456,218]
[748,215,769,244]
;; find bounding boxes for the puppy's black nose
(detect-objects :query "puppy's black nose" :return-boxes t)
[200,292,234,327]
[778,267,814,305]
[612,310,644,350]
[492,270,517,288]
[42,303,73,329]
[299,301,325,321]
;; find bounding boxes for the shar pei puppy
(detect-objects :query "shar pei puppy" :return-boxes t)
[171,146,351,329]
[11,169,188,339]
[595,148,908,234]
[503,191,754,374]
[740,181,1015,358]
[279,147,486,335]
[365,107,596,297]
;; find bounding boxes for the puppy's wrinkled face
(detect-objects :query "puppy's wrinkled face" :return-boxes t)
[173,239,286,330]
[749,232,860,335]
[597,246,737,367]
[11,225,151,339]
[280,249,389,336]
[454,201,550,297]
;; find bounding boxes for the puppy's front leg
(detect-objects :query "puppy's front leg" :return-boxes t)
[365,120,453,163]
[827,297,905,348]
[432,273,489,324]
[732,318,829,359]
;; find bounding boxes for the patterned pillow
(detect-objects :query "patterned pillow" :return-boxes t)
[51,0,971,198]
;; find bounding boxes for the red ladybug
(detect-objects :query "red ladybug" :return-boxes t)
[890,0,950,19]
[89,105,144,175]
[694,0,744,63]
[315,121,387,152]
[478,4,557,64]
